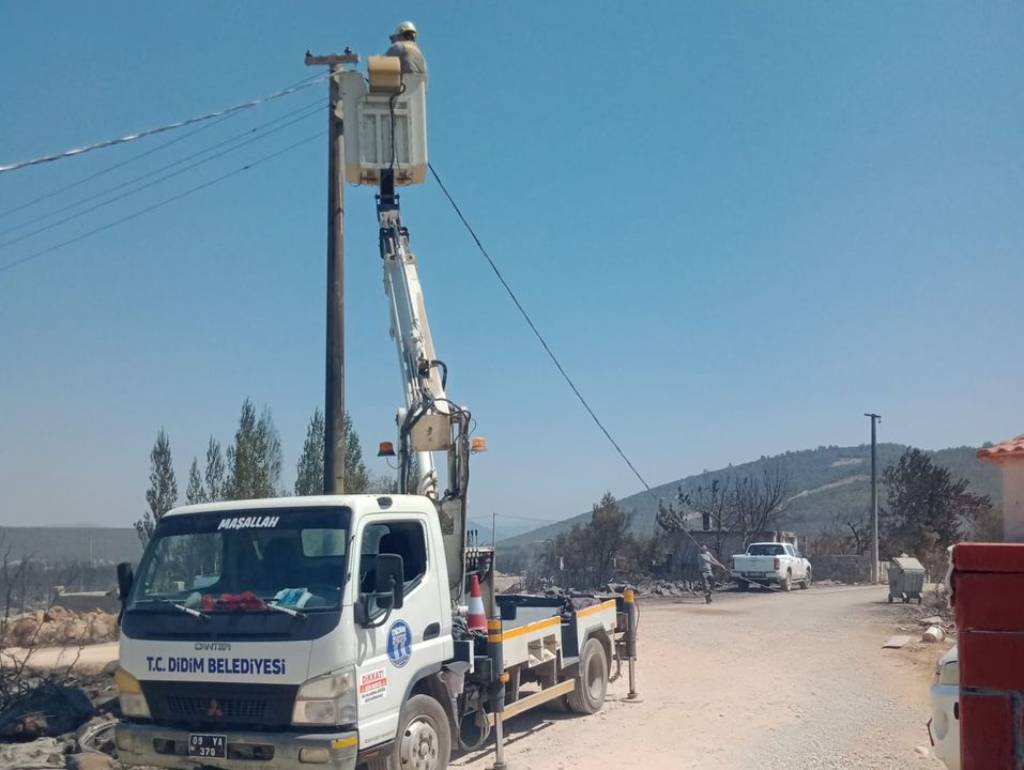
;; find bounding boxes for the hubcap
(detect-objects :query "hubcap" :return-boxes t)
[400,717,440,770]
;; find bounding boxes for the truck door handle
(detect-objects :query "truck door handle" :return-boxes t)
[423,622,440,640]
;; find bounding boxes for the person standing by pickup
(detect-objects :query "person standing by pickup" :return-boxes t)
[698,545,715,603]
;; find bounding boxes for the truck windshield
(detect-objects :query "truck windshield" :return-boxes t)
[747,544,785,556]
[127,507,350,613]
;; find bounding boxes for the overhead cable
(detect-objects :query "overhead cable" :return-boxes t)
[428,163,656,496]
[0,131,324,276]
[429,163,740,569]
[0,72,328,175]
[0,102,323,251]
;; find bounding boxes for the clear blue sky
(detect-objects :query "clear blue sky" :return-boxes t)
[1,2,1021,529]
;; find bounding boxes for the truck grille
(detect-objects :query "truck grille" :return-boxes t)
[142,681,298,730]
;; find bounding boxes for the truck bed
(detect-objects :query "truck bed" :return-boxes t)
[494,593,619,671]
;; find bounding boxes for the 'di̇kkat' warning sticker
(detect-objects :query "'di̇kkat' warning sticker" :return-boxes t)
[387,619,412,668]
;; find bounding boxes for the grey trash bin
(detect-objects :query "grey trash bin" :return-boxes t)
[887,556,925,604]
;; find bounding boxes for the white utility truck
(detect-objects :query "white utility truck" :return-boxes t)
[731,542,812,591]
[113,54,638,770]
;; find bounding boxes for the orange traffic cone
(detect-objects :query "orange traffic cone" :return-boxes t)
[466,574,487,632]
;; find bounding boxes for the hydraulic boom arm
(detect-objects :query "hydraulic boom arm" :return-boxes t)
[377,171,472,599]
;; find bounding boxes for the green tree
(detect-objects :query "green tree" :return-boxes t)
[225,399,283,500]
[343,413,370,494]
[294,409,370,495]
[204,437,225,501]
[135,429,178,545]
[295,408,326,496]
[880,448,993,574]
[554,492,632,587]
[185,458,206,505]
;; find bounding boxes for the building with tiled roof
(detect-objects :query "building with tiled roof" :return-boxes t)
[977,434,1024,463]
[977,434,1024,542]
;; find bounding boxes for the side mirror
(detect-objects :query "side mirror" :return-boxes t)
[375,554,405,610]
[355,554,405,628]
[116,562,134,602]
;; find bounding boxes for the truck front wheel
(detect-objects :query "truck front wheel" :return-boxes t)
[567,637,609,715]
[392,694,451,770]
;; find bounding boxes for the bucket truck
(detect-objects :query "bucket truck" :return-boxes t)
[112,55,639,770]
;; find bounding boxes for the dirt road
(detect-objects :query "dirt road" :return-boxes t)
[456,585,945,770]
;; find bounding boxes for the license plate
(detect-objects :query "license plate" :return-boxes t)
[746,572,766,578]
[189,734,227,759]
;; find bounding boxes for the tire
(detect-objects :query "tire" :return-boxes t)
[801,569,812,590]
[390,694,451,770]
[781,571,792,592]
[567,637,608,715]
[887,594,893,604]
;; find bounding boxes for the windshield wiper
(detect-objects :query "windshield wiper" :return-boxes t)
[172,602,210,620]
[159,600,209,620]
[266,602,306,619]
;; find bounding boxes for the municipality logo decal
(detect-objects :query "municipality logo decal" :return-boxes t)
[387,620,413,668]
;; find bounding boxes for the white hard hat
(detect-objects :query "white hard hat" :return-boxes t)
[393,20,417,39]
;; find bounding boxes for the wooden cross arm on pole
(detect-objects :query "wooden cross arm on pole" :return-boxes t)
[305,51,360,67]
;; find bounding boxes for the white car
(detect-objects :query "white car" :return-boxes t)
[732,542,812,591]
[928,645,959,770]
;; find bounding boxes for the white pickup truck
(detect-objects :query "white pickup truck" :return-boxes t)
[731,542,812,591]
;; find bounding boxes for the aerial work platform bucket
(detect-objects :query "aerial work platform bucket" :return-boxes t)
[340,60,427,186]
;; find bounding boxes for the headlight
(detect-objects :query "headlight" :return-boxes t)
[114,669,151,719]
[937,660,959,687]
[292,667,357,726]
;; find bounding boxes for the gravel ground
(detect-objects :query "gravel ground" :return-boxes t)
[455,585,946,770]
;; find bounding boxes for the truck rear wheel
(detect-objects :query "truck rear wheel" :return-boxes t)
[567,637,608,715]
[391,694,451,770]
[781,571,792,592]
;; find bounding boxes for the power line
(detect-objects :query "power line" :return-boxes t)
[0,131,324,276]
[0,101,323,250]
[0,73,324,221]
[428,163,657,497]
[0,72,328,175]
[429,163,746,571]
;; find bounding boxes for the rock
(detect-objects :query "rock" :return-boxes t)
[9,616,42,646]
[0,683,95,740]
[0,737,69,769]
[922,626,945,643]
[43,606,71,623]
[882,635,912,649]
[67,752,121,770]
[915,745,932,757]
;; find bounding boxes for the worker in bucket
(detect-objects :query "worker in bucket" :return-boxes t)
[385,20,427,77]
[698,545,716,603]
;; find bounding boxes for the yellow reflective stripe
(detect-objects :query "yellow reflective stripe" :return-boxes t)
[331,736,358,749]
[502,615,560,640]
[576,599,616,619]
[488,634,503,643]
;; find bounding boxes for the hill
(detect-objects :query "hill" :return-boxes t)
[0,526,142,565]
[500,443,1000,547]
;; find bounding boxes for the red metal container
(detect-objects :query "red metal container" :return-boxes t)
[952,543,1024,770]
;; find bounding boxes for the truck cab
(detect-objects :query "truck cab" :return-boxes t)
[115,494,455,770]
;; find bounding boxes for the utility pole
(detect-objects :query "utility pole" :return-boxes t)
[865,412,882,582]
[306,49,359,494]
